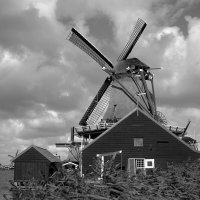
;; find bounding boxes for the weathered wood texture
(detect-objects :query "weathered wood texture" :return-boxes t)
[14,162,49,181]
[14,148,50,181]
[82,109,200,174]
[13,146,61,181]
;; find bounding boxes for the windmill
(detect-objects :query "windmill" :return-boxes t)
[68,18,159,131]
[8,149,19,168]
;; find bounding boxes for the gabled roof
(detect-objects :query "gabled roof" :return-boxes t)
[12,145,61,163]
[83,108,200,153]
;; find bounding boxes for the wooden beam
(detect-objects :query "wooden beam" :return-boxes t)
[139,70,155,116]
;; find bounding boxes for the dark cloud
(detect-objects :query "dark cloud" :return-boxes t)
[0,60,82,116]
[0,3,65,58]
[0,0,200,164]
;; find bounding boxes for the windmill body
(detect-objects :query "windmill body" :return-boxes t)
[103,58,153,121]
[103,78,137,121]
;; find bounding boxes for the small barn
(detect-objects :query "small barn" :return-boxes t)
[82,108,200,175]
[12,145,61,182]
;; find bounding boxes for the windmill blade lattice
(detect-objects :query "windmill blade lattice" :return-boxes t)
[155,111,167,125]
[68,28,113,69]
[79,77,112,125]
[87,85,111,125]
[117,18,146,61]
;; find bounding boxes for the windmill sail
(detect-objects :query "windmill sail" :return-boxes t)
[68,28,115,126]
[87,85,111,125]
[68,19,154,127]
[117,18,146,61]
[68,28,113,69]
[79,77,112,125]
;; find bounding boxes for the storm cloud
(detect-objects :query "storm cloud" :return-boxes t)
[0,0,200,164]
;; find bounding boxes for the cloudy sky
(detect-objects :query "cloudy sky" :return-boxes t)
[1,0,200,164]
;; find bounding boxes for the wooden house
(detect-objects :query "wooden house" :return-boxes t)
[82,108,200,175]
[12,145,61,182]
[66,20,200,176]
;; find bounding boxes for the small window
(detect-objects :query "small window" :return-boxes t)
[144,159,155,168]
[134,138,143,147]
[135,159,144,168]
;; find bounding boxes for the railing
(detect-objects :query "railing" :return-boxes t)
[165,125,185,134]
[75,122,116,133]
[75,123,186,135]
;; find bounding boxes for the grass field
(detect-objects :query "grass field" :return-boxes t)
[0,170,14,200]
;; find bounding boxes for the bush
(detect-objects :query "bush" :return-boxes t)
[12,159,200,200]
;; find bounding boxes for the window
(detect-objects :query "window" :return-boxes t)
[135,159,144,168]
[134,138,143,147]
[144,159,155,168]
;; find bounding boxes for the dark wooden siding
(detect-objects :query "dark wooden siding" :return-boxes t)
[14,147,50,181]
[82,110,200,174]
[14,162,49,181]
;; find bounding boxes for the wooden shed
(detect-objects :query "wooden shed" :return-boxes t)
[12,145,61,182]
[82,108,200,175]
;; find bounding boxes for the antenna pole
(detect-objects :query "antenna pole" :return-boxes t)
[150,76,157,114]
[130,75,149,110]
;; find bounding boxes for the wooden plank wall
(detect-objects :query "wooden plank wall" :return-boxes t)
[14,148,50,181]
[14,162,49,181]
[82,110,200,174]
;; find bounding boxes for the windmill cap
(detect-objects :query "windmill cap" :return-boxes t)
[114,58,150,74]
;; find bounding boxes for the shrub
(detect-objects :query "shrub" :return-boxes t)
[11,159,200,200]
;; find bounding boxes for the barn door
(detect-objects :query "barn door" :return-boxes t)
[128,158,136,176]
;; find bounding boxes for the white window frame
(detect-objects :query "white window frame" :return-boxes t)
[144,159,155,168]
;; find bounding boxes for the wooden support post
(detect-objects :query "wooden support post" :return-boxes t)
[71,127,75,142]
[130,75,149,110]
[150,76,157,114]
[139,70,155,117]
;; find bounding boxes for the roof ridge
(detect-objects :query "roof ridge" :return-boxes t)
[34,145,47,151]
[12,145,61,163]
